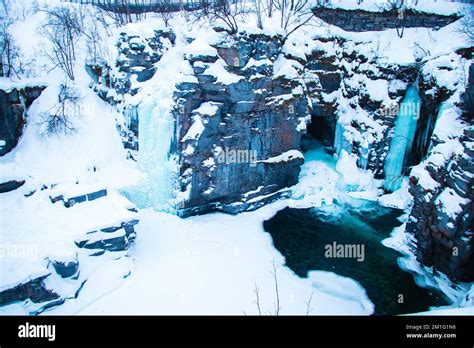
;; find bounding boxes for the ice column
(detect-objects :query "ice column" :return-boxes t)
[383,84,421,192]
[334,120,352,156]
[126,96,176,211]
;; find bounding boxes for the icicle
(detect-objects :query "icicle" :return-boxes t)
[383,84,421,192]
[125,104,139,135]
[334,120,352,157]
[358,138,370,170]
[425,102,449,153]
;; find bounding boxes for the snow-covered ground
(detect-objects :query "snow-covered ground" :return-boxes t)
[0,0,473,316]
[36,204,374,315]
[1,145,377,315]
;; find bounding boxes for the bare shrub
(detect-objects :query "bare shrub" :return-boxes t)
[275,0,317,41]
[0,19,20,78]
[458,6,474,44]
[252,259,316,315]
[39,84,81,136]
[207,0,249,35]
[42,7,83,81]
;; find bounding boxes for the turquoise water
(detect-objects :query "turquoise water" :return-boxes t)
[264,140,447,315]
[263,204,447,315]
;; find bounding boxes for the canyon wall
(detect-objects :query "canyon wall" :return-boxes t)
[88,8,473,281]
[0,85,45,156]
[173,33,307,215]
[407,63,474,282]
[313,6,461,32]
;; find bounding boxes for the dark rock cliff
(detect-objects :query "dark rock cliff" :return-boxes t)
[0,85,45,156]
[406,63,474,282]
[173,33,307,216]
[86,16,473,281]
[86,28,176,153]
[313,6,461,32]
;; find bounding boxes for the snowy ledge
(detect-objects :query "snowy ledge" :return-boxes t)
[312,2,462,33]
[313,0,465,16]
[257,150,304,164]
[0,77,48,92]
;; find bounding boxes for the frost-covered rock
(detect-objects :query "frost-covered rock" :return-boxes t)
[50,256,79,279]
[87,28,176,152]
[75,218,139,254]
[0,272,59,307]
[0,84,46,156]
[406,64,474,282]
[312,6,461,33]
[173,32,308,216]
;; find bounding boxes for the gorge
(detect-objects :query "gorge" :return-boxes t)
[0,0,473,316]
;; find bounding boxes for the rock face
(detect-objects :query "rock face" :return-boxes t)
[293,36,418,178]
[75,218,139,255]
[87,28,176,152]
[114,29,176,94]
[313,6,461,32]
[406,64,474,282]
[0,85,45,156]
[51,257,79,278]
[88,21,472,281]
[0,274,59,306]
[0,180,25,193]
[173,33,307,216]
[90,30,308,216]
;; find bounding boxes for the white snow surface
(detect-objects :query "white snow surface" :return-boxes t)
[33,205,374,315]
[1,0,472,316]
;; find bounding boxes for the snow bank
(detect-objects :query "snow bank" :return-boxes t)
[383,223,473,306]
[259,150,304,164]
[42,205,374,315]
[309,271,374,314]
[181,116,205,142]
[378,178,412,210]
[435,188,470,219]
[316,0,464,16]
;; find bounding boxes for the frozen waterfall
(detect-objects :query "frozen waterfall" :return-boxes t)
[121,37,187,213]
[124,96,176,212]
[383,84,421,192]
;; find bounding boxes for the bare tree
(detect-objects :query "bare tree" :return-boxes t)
[198,0,211,16]
[252,260,316,315]
[39,84,81,136]
[80,7,112,67]
[100,0,133,26]
[253,283,262,315]
[458,6,474,45]
[379,0,406,38]
[1,0,9,14]
[256,0,264,29]
[158,0,173,27]
[274,0,318,41]
[271,259,281,316]
[42,7,83,81]
[0,19,20,78]
[266,0,274,18]
[206,0,248,35]
[305,292,314,315]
